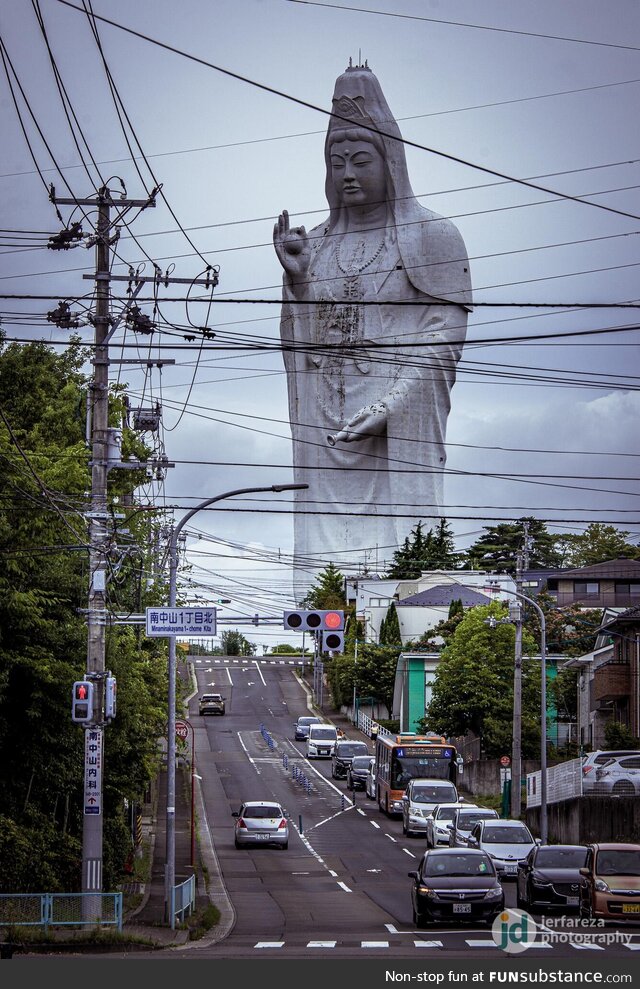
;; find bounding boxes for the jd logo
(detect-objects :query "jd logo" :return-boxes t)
[492,908,537,953]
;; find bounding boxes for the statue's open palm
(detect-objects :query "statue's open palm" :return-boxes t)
[274,210,310,282]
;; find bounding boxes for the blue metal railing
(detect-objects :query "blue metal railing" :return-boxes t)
[169,874,196,930]
[0,892,122,932]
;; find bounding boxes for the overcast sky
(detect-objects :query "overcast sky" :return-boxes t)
[1,0,639,649]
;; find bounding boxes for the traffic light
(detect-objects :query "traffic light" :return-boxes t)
[321,630,345,654]
[105,675,117,720]
[72,680,94,723]
[283,609,344,631]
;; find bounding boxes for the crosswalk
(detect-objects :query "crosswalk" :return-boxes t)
[246,937,640,952]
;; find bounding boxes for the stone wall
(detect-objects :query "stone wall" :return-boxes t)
[526,796,640,844]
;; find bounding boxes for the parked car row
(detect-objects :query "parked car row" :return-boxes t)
[581,749,640,795]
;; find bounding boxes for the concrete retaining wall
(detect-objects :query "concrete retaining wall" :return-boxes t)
[526,796,640,843]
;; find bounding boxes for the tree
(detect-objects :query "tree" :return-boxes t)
[218,629,256,656]
[379,601,402,645]
[423,603,542,757]
[558,524,640,568]
[0,338,165,892]
[386,519,459,579]
[328,643,401,716]
[603,719,639,749]
[300,563,346,609]
[463,518,563,574]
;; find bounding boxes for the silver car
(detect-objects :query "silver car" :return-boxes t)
[467,819,538,879]
[232,800,289,849]
[425,802,473,848]
[401,779,460,838]
[592,754,640,796]
[449,806,499,847]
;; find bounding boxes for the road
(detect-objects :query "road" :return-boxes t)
[158,657,640,960]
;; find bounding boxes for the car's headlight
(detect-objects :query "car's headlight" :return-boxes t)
[411,808,424,818]
[417,887,439,898]
[531,873,552,887]
[594,879,610,892]
[484,887,503,900]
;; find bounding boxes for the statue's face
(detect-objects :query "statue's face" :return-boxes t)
[329,139,387,208]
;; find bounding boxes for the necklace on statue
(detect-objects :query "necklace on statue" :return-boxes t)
[335,235,385,300]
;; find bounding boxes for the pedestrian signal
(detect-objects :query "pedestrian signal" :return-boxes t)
[105,675,117,720]
[72,680,94,723]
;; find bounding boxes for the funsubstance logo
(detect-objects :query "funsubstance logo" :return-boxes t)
[492,908,537,953]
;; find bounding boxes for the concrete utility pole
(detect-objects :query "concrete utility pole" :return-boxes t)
[511,524,530,819]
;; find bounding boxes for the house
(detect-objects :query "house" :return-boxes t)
[523,558,640,609]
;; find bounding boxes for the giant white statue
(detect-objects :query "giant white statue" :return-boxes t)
[273,62,472,598]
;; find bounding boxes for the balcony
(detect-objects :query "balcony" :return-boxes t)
[593,662,630,704]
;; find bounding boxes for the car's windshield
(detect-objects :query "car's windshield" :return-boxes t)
[351,756,372,770]
[457,813,496,831]
[536,847,587,868]
[596,850,640,876]
[337,744,368,758]
[423,854,494,878]
[242,805,282,819]
[412,786,457,803]
[310,728,336,740]
[436,807,458,822]
[482,826,532,844]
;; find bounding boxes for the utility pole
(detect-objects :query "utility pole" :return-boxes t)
[511,522,530,819]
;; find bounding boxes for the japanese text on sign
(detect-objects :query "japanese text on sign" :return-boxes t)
[84,727,103,816]
[145,607,217,637]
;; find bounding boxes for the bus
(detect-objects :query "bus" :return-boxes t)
[374,733,459,816]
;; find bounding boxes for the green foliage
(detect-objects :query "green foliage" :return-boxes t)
[379,601,402,645]
[0,339,164,893]
[328,643,401,716]
[386,519,459,579]
[425,604,542,758]
[300,563,346,609]
[603,719,639,749]
[463,518,562,574]
[558,524,640,567]
[218,629,256,656]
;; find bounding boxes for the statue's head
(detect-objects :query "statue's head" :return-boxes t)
[324,62,414,224]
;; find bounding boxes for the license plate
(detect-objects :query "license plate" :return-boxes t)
[252,833,270,840]
[453,903,472,914]
[622,904,640,913]
[505,865,517,874]
[567,897,579,906]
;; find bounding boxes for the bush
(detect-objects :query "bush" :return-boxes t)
[603,720,639,749]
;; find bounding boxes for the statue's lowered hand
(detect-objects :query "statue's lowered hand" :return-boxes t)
[327,403,387,446]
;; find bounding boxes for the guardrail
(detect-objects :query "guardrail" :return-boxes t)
[0,892,122,932]
[169,874,196,930]
[357,711,390,739]
[527,758,583,807]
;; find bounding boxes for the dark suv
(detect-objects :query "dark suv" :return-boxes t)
[331,739,370,780]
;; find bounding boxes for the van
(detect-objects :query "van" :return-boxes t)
[307,723,339,759]
[401,778,460,837]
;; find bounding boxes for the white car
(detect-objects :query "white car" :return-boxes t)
[592,754,640,796]
[401,778,460,838]
[425,802,475,848]
[365,758,376,800]
[467,818,538,879]
[581,749,640,792]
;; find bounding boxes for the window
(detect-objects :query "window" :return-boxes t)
[574,581,599,595]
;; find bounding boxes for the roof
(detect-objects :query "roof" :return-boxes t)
[398,584,493,607]
[553,558,640,579]
[599,605,640,631]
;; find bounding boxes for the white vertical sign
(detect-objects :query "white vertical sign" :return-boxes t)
[84,727,103,816]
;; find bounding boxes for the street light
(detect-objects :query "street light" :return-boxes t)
[164,483,308,920]
[490,583,548,844]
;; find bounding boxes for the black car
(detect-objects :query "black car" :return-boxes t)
[293,716,322,741]
[331,740,370,779]
[347,755,375,790]
[408,848,504,927]
[516,844,588,912]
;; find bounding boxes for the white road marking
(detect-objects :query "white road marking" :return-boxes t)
[571,943,604,950]
[253,659,266,685]
[255,942,284,948]
[225,667,233,685]
[414,941,443,948]
[237,732,260,775]
[385,924,398,933]
[337,881,352,893]
[385,833,397,842]
[370,821,381,829]
[403,848,417,857]
[362,941,388,948]
[466,940,498,948]
[307,941,336,948]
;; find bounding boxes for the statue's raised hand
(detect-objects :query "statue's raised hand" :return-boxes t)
[273,210,310,283]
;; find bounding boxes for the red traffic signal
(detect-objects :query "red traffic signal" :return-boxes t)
[283,610,344,632]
